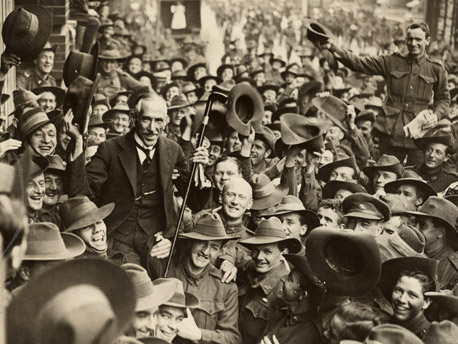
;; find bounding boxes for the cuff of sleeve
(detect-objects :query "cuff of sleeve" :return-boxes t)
[201,329,212,342]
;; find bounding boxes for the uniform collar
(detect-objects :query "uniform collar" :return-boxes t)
[283,309,317,327]
[180,260,210,286]
[402,51,427,65]
[248,260,289,295]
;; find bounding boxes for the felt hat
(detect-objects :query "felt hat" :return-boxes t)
[121,264,176,312]
[306,227,382,296]
[258,84,280,95]
[423,321,458,344]
[250,173,289,210]
[216,64,235,78]
[135,71,157,91]
[332,87,351,99]
[235,77,257,88]
[414,129,454,152]
[32,86,65,109]
[378,257,439,301]
[269,56,287,68]
[7,259,136,344]
[170,57,188,70]
[2,5,52,62]
[153,278,200,309]
[160,82,180,99]
[226,83,264,136]
[93,93,110,109]
[425,284,458,317]
[343,192,391,222]
[171,69,187,81]
[280,64,301,80]
[179,213,239,241]
[322,180,368,199]
[362,154,403,180]
[283,254,324,289]
[298,81,322,98]
[186,62,207,82]
[102,103,131,122]
[60,196,115,232]
[63,41,99,87]
[254,125,276,157]
[63,74,101,135]
[384,170,437,200]
[192,94,227,137]
[88,114,111,129]
[46,154,65,175]
[271,104,299,123]
[264,195,320,234]
[341,324,423,344]
[317,155,359,183]
[198,75,222,89]
[312,95,349,132]
[1,93,10,105]
[250,68,265,78]
[306,21,334,46]
[18,107,51,139]
[168,94,190,110]
[98,18,114,32]
[149,58,170,72]
[355,109,376,124]
[279,113,326,152]
[366,96,383,108]
[377,224,426,262]
[181,82,204,99]
[405,196,458,238]
[99,45,125,62]
[12,88,41,110]
[239,217,302,254]
[24,222,86,260]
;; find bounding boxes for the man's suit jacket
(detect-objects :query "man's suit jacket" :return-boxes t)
[65,130,210,237]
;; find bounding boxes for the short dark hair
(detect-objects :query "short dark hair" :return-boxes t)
[398,269,435,294]
[319,199,345,225]
[214,155,243,174]
[406,22,431,39]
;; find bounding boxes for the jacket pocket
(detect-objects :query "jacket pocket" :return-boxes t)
[389,70,409,97]
[418,74,436,102]
[245,298,274,321]
[196,300,225,330]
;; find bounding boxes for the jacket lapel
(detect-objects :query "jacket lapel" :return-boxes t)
[118,131,138,193]
[158,136,173,189]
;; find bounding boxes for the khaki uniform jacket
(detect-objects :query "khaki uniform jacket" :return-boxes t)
[16,67,57,91]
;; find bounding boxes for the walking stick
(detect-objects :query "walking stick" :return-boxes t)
[164,90,228,277]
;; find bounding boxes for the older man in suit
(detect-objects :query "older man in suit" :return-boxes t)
[63,93,211,265]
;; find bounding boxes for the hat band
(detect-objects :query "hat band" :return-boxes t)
[167,293,186,306]
[20,111,50,136]
[19,10,39,47]
[65,202,100,228]
[27,238,67,255]
[135,279,155,299]
[253,183,276,199]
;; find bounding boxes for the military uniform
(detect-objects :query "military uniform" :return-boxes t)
[238,260,289,344]
[427,243,458,290]
[412,164,458,192]
[332,47,450,164]
[16,67,56,91]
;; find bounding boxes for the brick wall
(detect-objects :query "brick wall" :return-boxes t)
[15,0,71,86]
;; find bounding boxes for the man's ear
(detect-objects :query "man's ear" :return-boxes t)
[444,154,450,163]
[246,198,253,211]
[300,224,308,237]
[422,297,432,310]
[437,227,446,239]
[415,197,424,207]
[265,149,272,158]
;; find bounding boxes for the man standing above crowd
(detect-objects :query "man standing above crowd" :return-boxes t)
[318,22,450,165]
[63,93,211,265]
[16,44,56,90]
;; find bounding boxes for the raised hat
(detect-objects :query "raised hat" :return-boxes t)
[378,257,439,301]
[63,74,101,135]
[317,155,359,183]
[306,21,334,46]
[343,192,391,222]
[7,259,136,344]
[425,284,458,317]
[306,227,382,296]
[312,95,349,132]
[414,129,454,151]
[279,113,326,152]
[18,106,51,139]
[2,6,52,62]
[423,320,458,344]
[12,89,40,111]
[122,264,176,312]
[60,196,115,232]
[384,170,437,200]
[362,154,403,179]
[153,278,199,309]
[322,180,368,199]
[405,196,458,238]
[88,114,111,129]
[239,217,302,254]
[46,154,65,174]
[250,174,289,210]
[32,86,65,109]
[179,212,239,241]
[377,224,426,262]
[63,41,99,87]
[226,83,264,136]
[24,222,86,260]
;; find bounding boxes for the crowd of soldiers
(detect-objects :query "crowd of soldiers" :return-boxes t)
[2,1,458,344]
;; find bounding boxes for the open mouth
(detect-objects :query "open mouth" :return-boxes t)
[158,329,174,340]
[39,146,53,152]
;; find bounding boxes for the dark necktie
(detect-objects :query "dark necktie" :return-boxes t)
[135,142,154,172]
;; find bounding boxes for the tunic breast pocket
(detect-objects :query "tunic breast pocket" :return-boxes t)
[245,298,274,321]
[196,300,224,330]
[418,74,436,102]
[389,70,409,97]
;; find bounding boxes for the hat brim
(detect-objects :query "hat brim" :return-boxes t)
[322,180,368,199]
[163,292,200,309]
[239,236,302,254]
[24,232,86,261]
[404,210,456,235]
[252,184,289,210]
[384,179,437,200]
[7,259,136,344]
[344,211,383,220]
[317,157,359,183]
[136,281,176,312]
[424,292,458,316]
[363,164,403,179]
[179,232,239,241]
[64,202,115,232]
[306,227,382,297]
[263,209,320,232]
